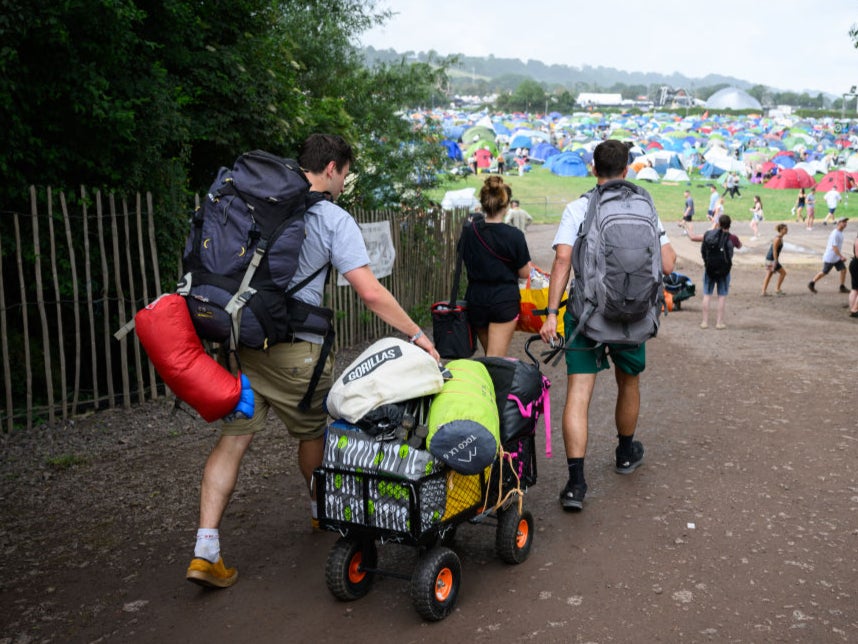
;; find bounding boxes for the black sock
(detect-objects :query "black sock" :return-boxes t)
[618,434,634,452]
[566,457,585,486]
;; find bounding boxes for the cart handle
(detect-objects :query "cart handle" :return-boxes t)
[524,334,565,365]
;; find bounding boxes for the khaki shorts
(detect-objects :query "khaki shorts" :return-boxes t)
[221,341,334,440]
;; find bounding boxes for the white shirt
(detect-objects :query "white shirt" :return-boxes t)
[822,228,845,264]
[825,189,842,210]
[553,193,671,250]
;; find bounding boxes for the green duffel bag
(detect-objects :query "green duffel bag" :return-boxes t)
[427,359,500,474]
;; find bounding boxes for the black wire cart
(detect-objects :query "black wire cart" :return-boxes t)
[313,339,549,621]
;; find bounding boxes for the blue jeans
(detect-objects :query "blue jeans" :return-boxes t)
[702,272,731,296]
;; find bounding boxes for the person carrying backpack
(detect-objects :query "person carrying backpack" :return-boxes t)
[538,139,676,512]
[186,134,440,589]
[689,214,743,330]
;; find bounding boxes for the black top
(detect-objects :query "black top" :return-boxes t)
[459,218,531,305]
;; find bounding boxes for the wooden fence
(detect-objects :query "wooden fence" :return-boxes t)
[0,187,462,431]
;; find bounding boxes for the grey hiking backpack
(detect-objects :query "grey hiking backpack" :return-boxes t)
[568,179,664,346]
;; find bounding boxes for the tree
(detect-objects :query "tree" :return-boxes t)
[0,0,450,212]
[499,79,546,113]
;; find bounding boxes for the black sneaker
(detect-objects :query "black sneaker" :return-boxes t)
[615,441,645,474]
[559,481,587,511]
[840,285,849,294]
[808,281,817,293]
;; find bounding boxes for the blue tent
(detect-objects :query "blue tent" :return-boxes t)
[444,124,465,141]
[509,134,532,149]
[545,152,589,177]
[529,142,561,163]
[699,162,725,178]
[441,140,463,161]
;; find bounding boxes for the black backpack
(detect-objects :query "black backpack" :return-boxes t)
[701,228,732,279]
[180,150,329,350]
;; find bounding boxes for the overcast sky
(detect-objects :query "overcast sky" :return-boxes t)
[361,1,858,97]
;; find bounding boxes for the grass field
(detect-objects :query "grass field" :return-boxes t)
[427,166,837,225]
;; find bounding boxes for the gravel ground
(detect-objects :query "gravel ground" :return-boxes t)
[1,218,857,643]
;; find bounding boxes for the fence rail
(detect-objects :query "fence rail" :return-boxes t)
[0,188,462,431]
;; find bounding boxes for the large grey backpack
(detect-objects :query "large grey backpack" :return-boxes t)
[569,179,663,346]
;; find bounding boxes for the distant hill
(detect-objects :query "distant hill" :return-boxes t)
[363,47,792,98]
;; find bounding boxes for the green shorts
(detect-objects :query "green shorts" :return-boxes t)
[563,310,646,376]
[221,340,334,440]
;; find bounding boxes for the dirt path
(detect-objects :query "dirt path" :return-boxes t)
[2,219,857,643]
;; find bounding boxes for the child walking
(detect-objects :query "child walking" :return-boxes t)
[761,223,788,296]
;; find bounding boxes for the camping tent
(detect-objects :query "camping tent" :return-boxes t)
[545,152,589,177]
[663,168,690,182]
[529,142,561,163]
[705,87,762,111]
[635,166,660,182]
[815,169,858,193]
[763,168,815,190]
[440,140,463,161]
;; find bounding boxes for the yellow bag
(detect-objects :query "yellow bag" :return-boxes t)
[517,272,565,336]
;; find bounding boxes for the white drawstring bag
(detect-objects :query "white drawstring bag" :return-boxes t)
[326,338,444,424]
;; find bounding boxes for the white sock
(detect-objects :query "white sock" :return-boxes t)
[310,499,318,520]
[194,528,220,563]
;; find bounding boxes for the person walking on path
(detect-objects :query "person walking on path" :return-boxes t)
[794,187,807,223]
[761,223,788,296]
[707,184,719,225]
[689,214,742,330]
[809,217,849,293]
[849,231,858,318]
[503,199,533,233]
[460,175,532,357]
[538,139,676,512]
[186,134,440,589]
[678,189,694,235]
[806,187,816,230]
[822,187,842,226]
[749,195,764,239]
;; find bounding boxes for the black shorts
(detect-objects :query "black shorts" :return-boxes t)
[822,260,846,274]
[850,257,858,290]
[467,299,520,328]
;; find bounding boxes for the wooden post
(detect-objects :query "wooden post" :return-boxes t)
[13,212,33,430]
[31,187,56,424]
[0,221,12,431]
[81,187,99,410]
[95,191,115,408]
[122,197,145,404]
[135,193,157,399]
[61,192,82,416]
[109,193,130,408]
[46,188,68,421]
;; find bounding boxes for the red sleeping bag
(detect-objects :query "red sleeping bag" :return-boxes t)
[134,294,242,422]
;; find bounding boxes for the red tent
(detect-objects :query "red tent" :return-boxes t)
[475,148,493,169]
[763,168,815,190]
[815,169,858,193]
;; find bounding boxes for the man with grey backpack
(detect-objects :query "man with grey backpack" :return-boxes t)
[539,139,676,511]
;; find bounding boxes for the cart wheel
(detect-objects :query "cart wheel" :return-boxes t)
[495,507,534,564]
[325,537,377,601]
[411,546,461,621]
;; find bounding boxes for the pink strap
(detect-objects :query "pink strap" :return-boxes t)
[542,375,552,458]
[504,373,553,458]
